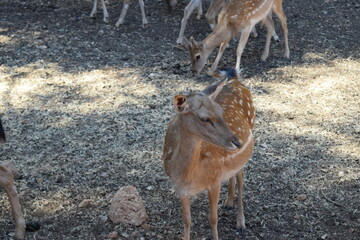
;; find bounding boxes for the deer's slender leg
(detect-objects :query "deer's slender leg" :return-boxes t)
[177,0,202,44]
[196,0,203,20]
[225,176,236,207]
[208,40,229,74]
[90,0,98,18]
[208,183,221,240]
[116,0,131,27]
[181,196,191,240]
[138,0,148,28]
[272,2,289,58]
[0,165,25,240]
[236,169,246,232]
[261,14,275,61]
[235,27,252,71]
[100,0,109,22]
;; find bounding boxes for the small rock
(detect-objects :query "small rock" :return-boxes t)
[36,177,44,184]
[321,234,328,239]
[148,104,157,109]
[121,232,129,238]
[26,221,41,232]
[78,199,92,208]
[100,215,108,222]
[107,231,118,239]
[296,194,307,201]
[38,164,53,173]
[293,213,301,219]
[101,172,109,177]
[108,185,148,226]
[55,175,64,183]
[37,45,48,49]
[141,223,150,230]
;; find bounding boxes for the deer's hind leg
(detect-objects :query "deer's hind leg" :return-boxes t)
[224,176,236,207]
[236,169,246,233]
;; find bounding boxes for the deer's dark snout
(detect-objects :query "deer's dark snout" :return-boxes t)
[230,136,242,149]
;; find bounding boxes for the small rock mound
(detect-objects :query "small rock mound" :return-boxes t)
[108,185,148,226]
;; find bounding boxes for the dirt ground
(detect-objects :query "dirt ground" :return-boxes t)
[0,0,359,239]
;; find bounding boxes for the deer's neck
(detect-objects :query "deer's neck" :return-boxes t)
[202,22,232,50]
[172,121,202,183]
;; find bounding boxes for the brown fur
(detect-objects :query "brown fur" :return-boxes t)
[0,119,26,240]
[163,71,255,239]
[182,0,289,75]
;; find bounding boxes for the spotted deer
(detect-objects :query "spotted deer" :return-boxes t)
[163,68,255,240]
[0,119,26,240]
[181,0,290,75]
[90,0,148,27]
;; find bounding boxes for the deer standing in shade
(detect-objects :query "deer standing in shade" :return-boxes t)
[90,0,148,27]
[181,0,289,75]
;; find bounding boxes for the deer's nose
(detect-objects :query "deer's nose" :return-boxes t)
[231,137,242,149]
[191,69,199,76]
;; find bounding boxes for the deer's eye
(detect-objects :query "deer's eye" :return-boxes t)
[195,55,201,61]
[199,117,214,126]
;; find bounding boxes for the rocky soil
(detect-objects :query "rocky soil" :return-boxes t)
[0,0,359,239]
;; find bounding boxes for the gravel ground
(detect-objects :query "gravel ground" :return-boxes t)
[0,0,359,239]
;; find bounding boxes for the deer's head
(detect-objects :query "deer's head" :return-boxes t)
[181,37,211,76]
[173,79,241,151]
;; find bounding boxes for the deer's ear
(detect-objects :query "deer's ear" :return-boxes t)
[209,78,227,100]
[173,95,189,113]
[179,37,191,51]
[189,37,198,48]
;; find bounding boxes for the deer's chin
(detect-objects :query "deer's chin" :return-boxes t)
[225,142,241,152]
[225,146,238,152]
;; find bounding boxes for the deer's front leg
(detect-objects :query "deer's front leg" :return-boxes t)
[0,165,25,240]
[196,0,203,20]
[236,169,246,233]
[181,196,191,240]
[224,177,236,207]
[116,0,130,27]
[208,183,221,240]
[208,40,229,75]
[100,0,109,23]
[90,0,98,18]
[177,0,202,44]
[235,27,251,71]
[138,0,148,28]
[260,14,275,62]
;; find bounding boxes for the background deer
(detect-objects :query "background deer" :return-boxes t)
[166,0,226,44]
[90,0,148,28]
[181,0,290,75]
[0,118,26,240]
[163,68,255,239]
[167,0,278,44]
